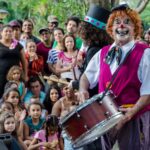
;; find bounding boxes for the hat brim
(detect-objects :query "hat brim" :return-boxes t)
[48,19,58,23]
[84,16,106,30]
[39,29,50,34]
[111,4,130,12]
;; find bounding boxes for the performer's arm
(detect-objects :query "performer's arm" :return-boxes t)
[79,51,100,100]
[79,73,90,99]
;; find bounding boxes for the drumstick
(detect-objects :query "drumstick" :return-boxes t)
[43,76,69,85]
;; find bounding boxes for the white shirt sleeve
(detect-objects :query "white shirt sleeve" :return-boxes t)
[84,51,101,89]
[138,48,150,95]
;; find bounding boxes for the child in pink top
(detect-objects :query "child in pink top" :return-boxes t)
[29,115,61,150]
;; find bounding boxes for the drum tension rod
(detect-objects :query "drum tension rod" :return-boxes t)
[99,100,103,105]
[84,124,89,130]
[104,111,110,118]
[76,111,81,118]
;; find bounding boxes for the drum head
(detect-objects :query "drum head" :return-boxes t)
[72,112,123,148]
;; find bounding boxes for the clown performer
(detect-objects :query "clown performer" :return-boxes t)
[75,5,112,95]
[79,4,150,150]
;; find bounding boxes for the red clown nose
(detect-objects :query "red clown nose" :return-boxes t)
[120,24,124,28]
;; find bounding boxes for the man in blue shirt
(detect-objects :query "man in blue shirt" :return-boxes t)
[24,76,45,108]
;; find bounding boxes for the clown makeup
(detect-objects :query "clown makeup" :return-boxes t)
[112,15,134,46]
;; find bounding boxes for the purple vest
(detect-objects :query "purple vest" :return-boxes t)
[99,43,150,113]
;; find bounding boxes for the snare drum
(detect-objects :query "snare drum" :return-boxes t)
[60,91,123,148]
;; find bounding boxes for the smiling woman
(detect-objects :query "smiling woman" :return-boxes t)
[0,25,27,98]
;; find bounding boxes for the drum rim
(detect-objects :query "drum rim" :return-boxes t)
[60,93,103,124]
[72,112,123,148]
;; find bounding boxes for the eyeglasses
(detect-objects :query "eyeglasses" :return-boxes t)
[49,22,58,26]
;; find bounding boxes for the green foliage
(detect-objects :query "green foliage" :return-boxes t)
[0,0,88,35]
[0,0,149,34]
[140,2,150,30]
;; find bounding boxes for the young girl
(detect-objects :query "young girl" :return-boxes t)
[28,115,61,150]
[25,39,44,76]
[19,32,29,50]
[0,111,27,150]
[43,84,61,114]
[0,101,14,114]
[56,34,81,81]
[1,90,27,149]
[24,101,45,147]
[6,65,26,100]
[2,87,25,117]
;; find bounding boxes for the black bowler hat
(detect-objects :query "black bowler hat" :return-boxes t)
[111,4,130,12]
[84,4,110,30]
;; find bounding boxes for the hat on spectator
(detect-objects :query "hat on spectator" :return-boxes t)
[47,15,58,23]
[9,20,21,28]
[39,27,50,34]
[84,4,110,30]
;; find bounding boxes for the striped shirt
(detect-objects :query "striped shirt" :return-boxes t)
[47,49,61,64]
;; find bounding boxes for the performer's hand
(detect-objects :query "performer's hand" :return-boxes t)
[75,90,89,104]
[116,107,136,130]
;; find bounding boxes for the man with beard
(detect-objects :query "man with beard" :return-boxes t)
[53,16,82,50]
[79,4,150,150]
[65,16,82,50]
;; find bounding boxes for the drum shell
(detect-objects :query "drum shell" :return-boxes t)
[61,93,119,141]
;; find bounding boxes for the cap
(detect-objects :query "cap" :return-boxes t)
[47,15,58,23]
[39,27,50,34]
[9,20,21,28]
[111,4,130,12]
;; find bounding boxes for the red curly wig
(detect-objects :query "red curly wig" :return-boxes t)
[106,8,142,39]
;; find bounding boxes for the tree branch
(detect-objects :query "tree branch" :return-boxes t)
[135,0,149,13]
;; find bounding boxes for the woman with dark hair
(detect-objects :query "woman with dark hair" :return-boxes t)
[56,34,81,80]
[43,84,61,114]
[77,5,112,98]
[78,18,112,73]
[0,25,27,98]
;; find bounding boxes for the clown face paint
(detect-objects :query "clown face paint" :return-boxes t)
[112,15,134,46]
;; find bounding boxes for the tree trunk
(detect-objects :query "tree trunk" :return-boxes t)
[85,0,149,13]
[85,0,120,10]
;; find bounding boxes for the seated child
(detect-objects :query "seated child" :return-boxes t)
[28,115,61,150]
[24,101,45,147]
[25,39,44,77]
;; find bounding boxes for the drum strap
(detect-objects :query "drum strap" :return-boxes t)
[101,44,135,100]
